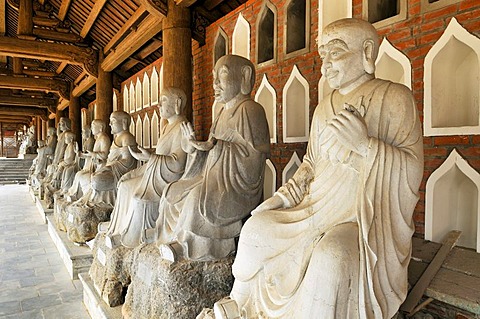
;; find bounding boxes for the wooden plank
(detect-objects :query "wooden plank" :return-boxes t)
[401,230,462,314]
[56,61,68,74]
[71,74,96,97]
[136,38,162,60]
[74,70,87,85]
[103,5,147,54]
[57,97,69,111]
[0,95,56,108]
[174,0,198,7]
[203,0,224,10]
[80,0,108,38]
[58,0,73,21]
[102,13,163,72]
[0,75,70,100]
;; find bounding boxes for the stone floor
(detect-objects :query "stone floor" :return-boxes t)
[0,184,90,319]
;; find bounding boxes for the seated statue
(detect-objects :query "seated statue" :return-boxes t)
[65,111,137,243]
[31,127,57,190]
[105,87,189,248]
[156,54,270,262]
[207,18,424,319]
[55,131,79,193]
[80,125,95,166]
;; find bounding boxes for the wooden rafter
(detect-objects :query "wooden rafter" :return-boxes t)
[0,36,98,77]
[71,75,96,98]
[0,106,49,121]
[56,61,68,74]
[102,14,164,72]
[175,0,198,7]
[0,94,56,109]
[58,0,73,21]
[0,75,70,100]
[80,0,108,38]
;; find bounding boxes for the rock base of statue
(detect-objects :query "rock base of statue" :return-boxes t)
[66,204,113,244]
[122,244,234,319]
[89,233,134,307]
[44,185,55,209]
[54,194,68,232]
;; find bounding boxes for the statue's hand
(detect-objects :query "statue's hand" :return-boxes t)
[328,100,369,157]
[251,195,285,215]
[129,145,150,161]
[181,122,196,141]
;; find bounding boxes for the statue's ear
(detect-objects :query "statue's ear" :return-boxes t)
[363,39,375,75]
[175,97,182,115]
[240,65,253,95]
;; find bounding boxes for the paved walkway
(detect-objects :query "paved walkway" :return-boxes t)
[0,184,90,319]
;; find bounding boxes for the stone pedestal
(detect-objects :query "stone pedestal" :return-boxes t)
[54,194,68,232]
[89,233,134,307]
[46,215,93,279]
[79,273,123,319]
[35,196,53,224]
[122,244,234,319]
[66,203,113,244]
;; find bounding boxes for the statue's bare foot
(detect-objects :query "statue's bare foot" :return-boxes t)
[213,297,241,319]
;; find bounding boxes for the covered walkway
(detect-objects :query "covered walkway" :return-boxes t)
[0,184,89,318]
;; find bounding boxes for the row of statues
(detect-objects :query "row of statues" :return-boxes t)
[31,18,423,319]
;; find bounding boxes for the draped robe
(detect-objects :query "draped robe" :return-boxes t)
[230,79,423,319]
[107,117,187,248]
[156,98,270,261]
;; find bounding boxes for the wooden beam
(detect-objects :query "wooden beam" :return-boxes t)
[0,75,70,100]
[22,69,58,77]
[33,16,60,28]
[136,38,162,60]
[71,74,96,97]
[57,97,69,111]
[80,0,108,38]
[33,28,84,44]
[74,70,87,85]
[140,0,167,17]
[203,0,224,10]
[0,94,56,109]
[0,36,98,77]
[103,5,148,54]
[0,106,49,120]
[58,0,73,21]
[102,14,163,72]
[56,61,68,74]
[174,0,198,7]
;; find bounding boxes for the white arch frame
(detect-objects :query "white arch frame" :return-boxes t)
[318,0,352,36]
[426,149,480,252]
[123,84,129,113]
[135,115,142,146]
[282,152,302,184]
[151,67,159,106]
[424,18,480,136]
[214,28,229,65]
[143,72,150,108]
[129,117,135,135]
[283,65,310,143]
[151,111,159,147]
[256,1,277,65]
[375,38,412,89]
[143,115,151,148]
[159,63,164,94]
[255,74,277,143]
[113,91,118,111]
[135,78,142,111]
[129,82,135,113]
[264,159,277,200]
[232,13,251,59]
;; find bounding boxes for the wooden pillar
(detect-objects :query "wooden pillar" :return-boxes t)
[42,119,47,140]
[36,116,41,144]
[69,91,82,146]
[163,0,192,121]
[96,50,113,126]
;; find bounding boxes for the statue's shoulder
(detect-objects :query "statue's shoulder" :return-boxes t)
[117,130,137,146]
[241,98,267,119]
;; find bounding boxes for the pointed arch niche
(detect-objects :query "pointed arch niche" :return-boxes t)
[375,38,411,89]
[318,0,352,35]
[123,85,129,112]
[232,13,250,59]
[214,28,229,65]
[159,63,164,94]
[136,78,142,111]
[129,118,135,136]
[283,65,310,143]
[255,75,277,143]
[285,0,310,56]
[256,1,277,65]
[151,67,159,106]
[135,115,142,146]
[143,115,151,148]
[113,91,118,111]
[143,72,150,108]
[426,149,480,252]
[151,111,159,147]
[129,82,135,113]
[424,18,480,136]
[282,152,302,184]
[264,159,276,200]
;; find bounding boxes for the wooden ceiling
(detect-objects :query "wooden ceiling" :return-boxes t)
[0,0,246,129]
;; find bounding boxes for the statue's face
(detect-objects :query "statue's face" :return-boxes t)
[91,123,101,136]
[82,129,90,139]
[213,61,241,103]
[160,93,176,120]
[318,30,366,90]
[59,119,67,132]
[65,134,74,144]
[109,115,124,135]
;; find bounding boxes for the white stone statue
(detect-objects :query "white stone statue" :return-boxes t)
[31,127,57,190]
[105,87,189,248]
[56,131,79,193]
[156,54,270,261]
[207,18,424,319]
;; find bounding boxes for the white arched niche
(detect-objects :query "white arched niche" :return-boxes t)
[232,13,250,59]
[264,159,276,200]
[113,91,118,111]
[151,111,159,147]
[426,149,480,252]
[151,67,159,106]
[135,115,142,146]
[159,63,164,94]
[255,74,277,143]
[143,72,150,108]
[282,152,302,184]
[375,38,411,89]
[143,115,151,148]
[129,117,135,136]
[214,28,229,65]
[136,78,142,111]
[318,0,352,36]
[424,18,480,136]
[129,82,135,113]
[123,84,129,112]
[283,65,310,143]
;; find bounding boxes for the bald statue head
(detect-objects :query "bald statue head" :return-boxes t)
[91,119,106,136]
[319,18,379,91]
[47,127,57,137]
[59,117,72,132]
[161,87,187,119]
[109,111,131,135]
[213,54,256,104]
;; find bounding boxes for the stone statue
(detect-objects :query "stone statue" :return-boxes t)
[156,54,270,262]
[19,125,36,157]
[104,87,189,248]
[31,127,57,191]
[56,131,79,193]
[65,111,137,243]
[206,18,424,319]
[81,125,95,158]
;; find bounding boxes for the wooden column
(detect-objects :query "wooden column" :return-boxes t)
[163,0,192,121]
[42,119,47,140]
[48,118,55,128]
[36,116,41,144]
[69,91,81,146]
[96,50,113,126]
